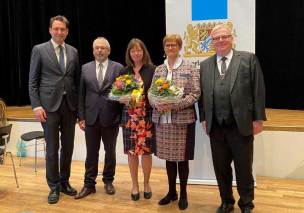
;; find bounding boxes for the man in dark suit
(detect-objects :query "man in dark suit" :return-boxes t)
[29,15,80,204]
[75,37,123,199]
[199,24,266,213]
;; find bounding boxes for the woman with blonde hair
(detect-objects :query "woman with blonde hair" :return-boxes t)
[149,34,200,210]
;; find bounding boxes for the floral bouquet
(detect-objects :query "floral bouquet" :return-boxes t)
[109,74,143,104]
[148,77,183,105]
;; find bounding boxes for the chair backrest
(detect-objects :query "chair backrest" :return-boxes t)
[0,98,7,127]
[0,124,12,146]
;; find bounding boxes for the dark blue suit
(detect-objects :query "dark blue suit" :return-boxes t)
[78,60,123,187]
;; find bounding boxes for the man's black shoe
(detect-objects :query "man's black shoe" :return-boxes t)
[48,188,59,204]
[216,203,234,213]
[104,183,115,195]
[74,186,96,199]
[241,208,252,213]
[61,182,77,196]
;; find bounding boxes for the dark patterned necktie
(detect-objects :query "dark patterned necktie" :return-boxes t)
[220,56,227,76]
[59,45,65,73]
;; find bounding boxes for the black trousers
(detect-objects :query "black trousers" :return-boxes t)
[209,119,254,210]
[42,97,77,190]
[84,117,119,188]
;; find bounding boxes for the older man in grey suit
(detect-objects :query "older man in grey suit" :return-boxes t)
[75,37,123,199]
[199,24,266,213]
[29,15,80,204]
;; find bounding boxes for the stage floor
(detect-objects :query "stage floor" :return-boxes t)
[6,106,304,131]
[1,157,304,213]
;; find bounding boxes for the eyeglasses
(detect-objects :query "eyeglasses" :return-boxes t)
[165,43,178,48]
[94,46,108,51]
[212,35,232,42]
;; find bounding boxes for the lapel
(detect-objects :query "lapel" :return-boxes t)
[46,41,61,73]
[65,44,73,74]
[90,61,100,91]
[207,55,216,99]
[100,60,113,91]
[229,50,241,93]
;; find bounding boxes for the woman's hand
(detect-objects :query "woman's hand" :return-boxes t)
[155,103,173,113]
[119,99,130,106]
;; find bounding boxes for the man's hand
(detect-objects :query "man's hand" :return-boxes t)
[253,120,263,135]
[34,108,47,122]
[78,120,86,130]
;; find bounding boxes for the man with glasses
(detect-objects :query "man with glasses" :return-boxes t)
[75,37,123,199]
[198,24,266,213]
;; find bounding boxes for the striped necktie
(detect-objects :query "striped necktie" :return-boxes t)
[220,56,227,76]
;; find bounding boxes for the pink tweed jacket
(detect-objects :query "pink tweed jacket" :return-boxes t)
[149,59,200,124]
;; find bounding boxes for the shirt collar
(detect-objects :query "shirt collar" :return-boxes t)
[96,59,109,68]
[164,57,183,70]
[217,49,233,63]
[51,39,65,49]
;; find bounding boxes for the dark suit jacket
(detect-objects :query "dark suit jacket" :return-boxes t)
[78,60,123,126]
[29,40,80,112]
[199,50,266,136]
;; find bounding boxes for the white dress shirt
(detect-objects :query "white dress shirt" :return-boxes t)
[216,49,233,74]
[51,39,67,67]
[95,59,108,82]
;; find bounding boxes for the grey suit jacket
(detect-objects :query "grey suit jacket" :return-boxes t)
[199,50,266,136]
[78,60,123,126]
[29,40,80,112]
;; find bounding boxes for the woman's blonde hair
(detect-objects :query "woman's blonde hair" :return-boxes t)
[163,34,183,48]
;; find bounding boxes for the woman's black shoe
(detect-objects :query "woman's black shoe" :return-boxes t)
[144,191,152,199]
[158,193,178,205]
[178,196,188,210]
[131,193,140,201]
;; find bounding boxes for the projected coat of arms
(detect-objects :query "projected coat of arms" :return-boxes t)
[183,21,236,58]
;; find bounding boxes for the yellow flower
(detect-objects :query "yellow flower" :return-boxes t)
[126,79,131,85]
[155,78,164,85]
[131,88,143,103]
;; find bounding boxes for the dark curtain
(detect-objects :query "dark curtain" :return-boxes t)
[256,0,304,109]
[0,0,304,109]
[0,0,165,105]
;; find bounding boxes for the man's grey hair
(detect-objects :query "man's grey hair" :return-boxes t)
[93,37,111,49]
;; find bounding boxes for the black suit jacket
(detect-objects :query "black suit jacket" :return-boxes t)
[78,60,123,126]
[199,50,266,136]
[29,40,80,112]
